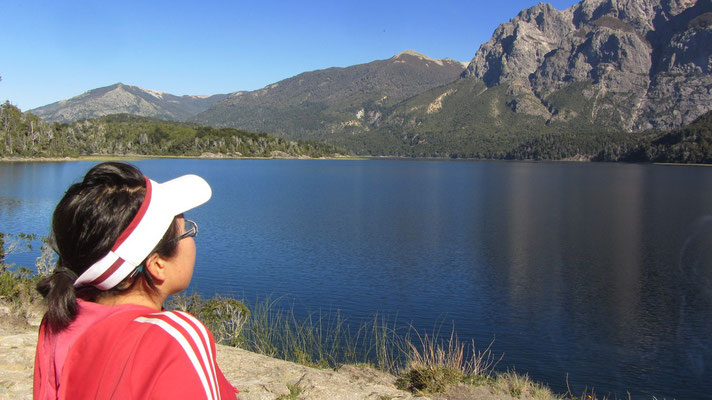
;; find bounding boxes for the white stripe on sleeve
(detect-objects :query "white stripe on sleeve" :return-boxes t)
[176,311,222,400]
[135,316,214,400]
[160,312,220,400]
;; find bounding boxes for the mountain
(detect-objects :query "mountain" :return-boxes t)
[353,0,712,157]
[26,0,712,159]
[462,0,712,131]
[30,83,228,122]
[191,50,466,140]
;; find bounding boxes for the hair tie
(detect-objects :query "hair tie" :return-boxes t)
[58,267,78,282]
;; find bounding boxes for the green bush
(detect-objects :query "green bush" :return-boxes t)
[0,269,43,309]
[167,293,250,347]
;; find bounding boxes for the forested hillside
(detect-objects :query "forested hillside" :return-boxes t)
[500,109,712,163]
[3,101,710,163]
[192,51,466,140]
[0,102,344,158]
[596,109,712,163]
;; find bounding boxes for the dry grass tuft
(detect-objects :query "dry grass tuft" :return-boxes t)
[395,328,500,394]
[493,371,558,399]
[404,329,497,378]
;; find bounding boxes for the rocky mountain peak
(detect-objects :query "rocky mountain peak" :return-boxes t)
[31,83,227,123]
[461,0,711,131]
[394,49,430,59]
[392,49,467,68]
[462,2,574,85]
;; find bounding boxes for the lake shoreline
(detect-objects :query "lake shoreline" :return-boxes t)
[0,154,370,163]
[3,154,710,167]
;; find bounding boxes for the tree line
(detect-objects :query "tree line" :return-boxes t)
[2,100,710,163]
[0,103,345,158]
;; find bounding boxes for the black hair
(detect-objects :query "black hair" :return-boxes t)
[36,162,180,333]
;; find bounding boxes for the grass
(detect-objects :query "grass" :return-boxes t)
[0,269,43,326]
[275,384,302,400]
[166,293,625,399]
[3,231,630,399]
[395,328,499,393]
[169,294,408,371]
[492,371,559,399]
[170,293,517,396]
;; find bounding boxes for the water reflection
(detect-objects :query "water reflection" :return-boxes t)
[476,163,712,397]
[676,216,712,378]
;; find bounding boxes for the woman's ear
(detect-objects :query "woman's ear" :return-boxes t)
[144,253,167,283]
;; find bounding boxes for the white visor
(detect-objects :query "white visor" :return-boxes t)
[74,174,212,290]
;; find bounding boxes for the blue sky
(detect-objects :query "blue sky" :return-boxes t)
[1,0,578,111]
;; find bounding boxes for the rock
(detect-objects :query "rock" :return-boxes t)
[463,3,575,86]
[217,346,429,400]
[0,332,37,400]
[638,12,712,129]
[462,0,712,132]
[336,364,399,388]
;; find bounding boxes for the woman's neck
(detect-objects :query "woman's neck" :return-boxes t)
[95,284,166,310]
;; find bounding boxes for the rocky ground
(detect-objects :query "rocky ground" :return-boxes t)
[0,305,516,400]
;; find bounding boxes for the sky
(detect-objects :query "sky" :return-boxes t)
[1,0,579,111]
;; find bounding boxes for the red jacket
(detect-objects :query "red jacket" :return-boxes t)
[34,300,238,399]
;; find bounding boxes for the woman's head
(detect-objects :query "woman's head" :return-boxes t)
[52,162,180,279]
[38,161,212,332]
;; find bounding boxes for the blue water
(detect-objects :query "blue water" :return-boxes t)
[2,159,712,399]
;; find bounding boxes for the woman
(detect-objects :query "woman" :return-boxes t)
[33,162,238,400]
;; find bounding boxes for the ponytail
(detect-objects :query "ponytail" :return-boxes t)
[36,266,78,332]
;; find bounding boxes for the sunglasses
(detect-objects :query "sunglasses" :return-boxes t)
[173,219,198,242]
[126,219,199,281]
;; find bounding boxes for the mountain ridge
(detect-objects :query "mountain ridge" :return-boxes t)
[30,83,228,122]
[190,50,466,140]
[24,0,712,158]
[192,0,711,154]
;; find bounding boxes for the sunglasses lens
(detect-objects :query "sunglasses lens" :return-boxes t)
[174,219,198,242]
[185,219,197,237]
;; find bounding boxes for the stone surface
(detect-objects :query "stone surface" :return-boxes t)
[462,0,712,131]
[0,331,36,400]
[219,346,429,400]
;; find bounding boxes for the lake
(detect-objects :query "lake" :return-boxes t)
[2,159,711,399]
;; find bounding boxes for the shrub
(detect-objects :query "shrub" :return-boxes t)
[167,293,250,347]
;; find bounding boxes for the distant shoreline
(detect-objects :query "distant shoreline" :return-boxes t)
[1,155,710,166]
[0,154,369,163]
